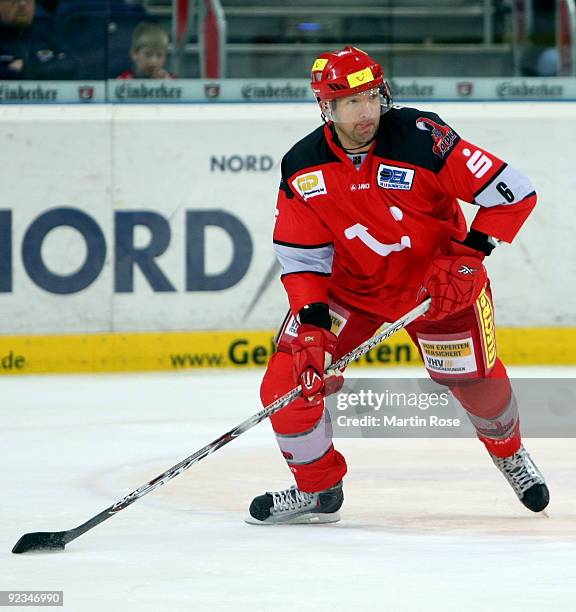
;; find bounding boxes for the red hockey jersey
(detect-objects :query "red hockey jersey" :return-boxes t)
[273,107,536,320]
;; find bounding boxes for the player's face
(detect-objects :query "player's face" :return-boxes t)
[330,87,381,149]
[131,46,168,78]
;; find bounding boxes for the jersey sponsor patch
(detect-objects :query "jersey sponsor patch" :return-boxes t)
[344,223,411,256]
[291,170,327,200]
[462,147,493,178]
[417,332,478,378]
[377,164,415,190]
[415,117,458,158]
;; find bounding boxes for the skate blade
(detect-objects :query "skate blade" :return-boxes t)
[245,511,341,526]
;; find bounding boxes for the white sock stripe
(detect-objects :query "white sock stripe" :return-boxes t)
[276,410,333,465]
[466,393,519,440]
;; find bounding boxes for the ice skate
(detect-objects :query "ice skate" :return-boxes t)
[245,481,343,525]
[490,445,549,512]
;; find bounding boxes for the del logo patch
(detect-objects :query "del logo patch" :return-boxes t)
[377,164,415,190]
[292,171,327,200]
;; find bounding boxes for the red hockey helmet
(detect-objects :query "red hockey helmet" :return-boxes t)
[310,47,392,122]
[310,47,387,99]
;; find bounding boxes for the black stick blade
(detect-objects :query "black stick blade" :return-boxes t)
[12,531,67,554]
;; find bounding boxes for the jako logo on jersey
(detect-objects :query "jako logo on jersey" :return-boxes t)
[462,148,493,178]
[350,183,370,191]
[416,117,457,158]
[292,171,327,200]
[377,164,415,190]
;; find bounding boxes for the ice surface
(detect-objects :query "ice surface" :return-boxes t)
[2,367,576,611]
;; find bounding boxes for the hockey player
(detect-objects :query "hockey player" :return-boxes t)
[246,47,549,524]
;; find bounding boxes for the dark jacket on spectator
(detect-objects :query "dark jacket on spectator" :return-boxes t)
[0,9,78,79]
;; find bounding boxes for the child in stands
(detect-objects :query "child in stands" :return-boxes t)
[117,21,174,79]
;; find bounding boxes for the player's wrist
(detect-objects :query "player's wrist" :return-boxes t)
[297,302,331,330]
[451,229,499,259]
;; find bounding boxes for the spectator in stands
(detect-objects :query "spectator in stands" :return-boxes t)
[117,22,174,79]
[0,0,77,79]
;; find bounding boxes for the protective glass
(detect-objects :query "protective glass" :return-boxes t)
[320,85,393,123]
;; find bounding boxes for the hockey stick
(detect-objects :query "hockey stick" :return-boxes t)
[12,298,430,554]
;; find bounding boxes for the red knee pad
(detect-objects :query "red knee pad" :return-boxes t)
[260,351,294,405]
[260,350,325,435]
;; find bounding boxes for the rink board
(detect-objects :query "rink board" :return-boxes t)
[0,104,574,375]
[0,103,574,338]
[0,327,574,374]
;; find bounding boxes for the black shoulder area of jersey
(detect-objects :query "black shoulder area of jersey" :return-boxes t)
[374,106,461,173]
[280,124,342,197]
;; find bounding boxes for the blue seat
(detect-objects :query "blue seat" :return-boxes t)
[56,1,148,79]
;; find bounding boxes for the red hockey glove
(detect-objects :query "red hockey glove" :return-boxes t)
[420,242,488,321]
[291,324,344,401]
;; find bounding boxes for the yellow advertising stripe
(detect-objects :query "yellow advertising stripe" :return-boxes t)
[311,58,328,72]
[0,327,575,375]
[346,67,374,88]
[495,327,576,365]
[0,330,275,374]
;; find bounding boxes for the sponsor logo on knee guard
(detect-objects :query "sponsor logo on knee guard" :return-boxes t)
[417,332,477,378]
[476,288,496,370]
